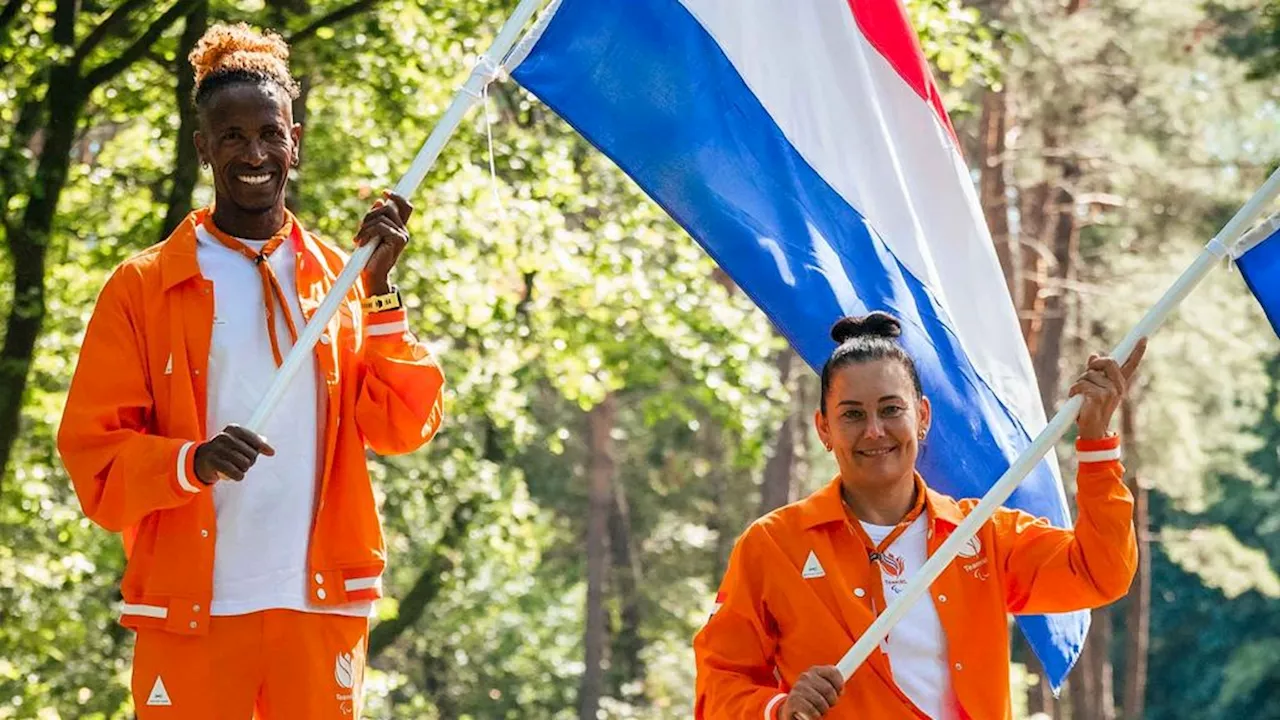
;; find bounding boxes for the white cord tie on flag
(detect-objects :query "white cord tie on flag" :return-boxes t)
[460,55,507,100]
[481,82,507,219]
[1232,211,1280,258]
[1206,235,1229,259]
[456,54,510,218]
[1206,235,1235,273]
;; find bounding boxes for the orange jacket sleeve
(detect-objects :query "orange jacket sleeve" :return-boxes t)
[694,524,789,720]
[354,308,446,456]
[57,266,204,533]
[993,436,1138,614]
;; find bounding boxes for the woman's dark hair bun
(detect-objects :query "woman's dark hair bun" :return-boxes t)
[829,311,902,344]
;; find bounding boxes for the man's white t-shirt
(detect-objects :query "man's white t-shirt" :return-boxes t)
[861,515,958,720]
[196,224,369,618]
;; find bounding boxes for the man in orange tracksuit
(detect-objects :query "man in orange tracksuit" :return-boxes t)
[57,23,443,718]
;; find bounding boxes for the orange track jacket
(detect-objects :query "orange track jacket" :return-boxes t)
[58,208,445,636]
[694,436,1136,719]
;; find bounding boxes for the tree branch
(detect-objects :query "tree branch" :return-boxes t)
[367,497,479,659]
[287,0,381,46]
[53,0,75,46]
[81,0,201,92]
[0,0,23,48]
[73,0,151,66]
[0,90,43,213]
[159,0,207,241]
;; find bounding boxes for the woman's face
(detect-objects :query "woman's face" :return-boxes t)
[194,83,300,216]
[814,358,930,494]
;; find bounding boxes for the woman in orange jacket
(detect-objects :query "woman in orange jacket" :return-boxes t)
[57,23,444,719]
[694,312,1146,720]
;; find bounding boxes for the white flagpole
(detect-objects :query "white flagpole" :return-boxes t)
[836,165,1280,682]
[245,0,547,433]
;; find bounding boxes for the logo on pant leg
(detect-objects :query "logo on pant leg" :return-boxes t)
[335,638,365,715]
[146,676,172,706]
[335,652,356,689]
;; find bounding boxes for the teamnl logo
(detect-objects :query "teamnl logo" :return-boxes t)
[334,638,365,716]
[957,535,990,581]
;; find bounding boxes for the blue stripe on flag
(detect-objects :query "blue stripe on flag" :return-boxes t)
[1239,226,1280,337]
[513,0,1086,687]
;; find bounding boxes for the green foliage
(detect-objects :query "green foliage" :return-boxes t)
[1160,526,1280,600]
[1212,0,1280,80]
[2,0,1279,718]
[906,0,1003,97]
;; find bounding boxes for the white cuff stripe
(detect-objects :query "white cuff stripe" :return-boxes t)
[344,576,382,592]
[1078,447,1122,463]
[764,693,787,719]
[366,320,409,337]
[121,603,168,619]
[176,442,200,493]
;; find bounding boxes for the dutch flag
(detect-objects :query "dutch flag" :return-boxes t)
[1237,214,1280,338]
[509,0,1086,688]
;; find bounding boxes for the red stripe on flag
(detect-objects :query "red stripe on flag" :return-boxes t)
[845,0,958,146]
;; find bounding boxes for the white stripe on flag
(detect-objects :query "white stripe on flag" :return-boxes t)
[678,0,1049,445]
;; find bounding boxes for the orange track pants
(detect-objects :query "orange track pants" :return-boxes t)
[132,610,368,719]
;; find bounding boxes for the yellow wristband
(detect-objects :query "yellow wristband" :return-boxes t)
[362,287,402,313]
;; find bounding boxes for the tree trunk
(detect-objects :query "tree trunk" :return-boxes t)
[1030,152,1080,412]
[978,87,1018,304]
[420,647,459,720]
[406,496,474,720]
[0,0,82,488]
[1066,607,1115,720]
[0,0,198,485]
[160,0,208,241]
[1034,674,1060,720]
[1032,0,1089,404]
[1017,634,1059,718]
[1018,181,1051,348]
[608,473,644,695]
[1068,643,1096,720]
[794,365,815,497]
[0,89,44,235]
[1090,608,1117,720]
[759,348,797,514]
[0,0,22,56]
[1121,400,1149,720]
[579,394,617,720]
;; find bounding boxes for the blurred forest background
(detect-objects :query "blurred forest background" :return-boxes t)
[1,0,1279,717]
